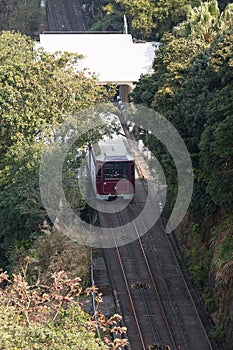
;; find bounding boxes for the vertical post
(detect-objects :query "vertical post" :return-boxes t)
[123,15,128,34]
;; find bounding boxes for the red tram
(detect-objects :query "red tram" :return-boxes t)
[87,132,135,200]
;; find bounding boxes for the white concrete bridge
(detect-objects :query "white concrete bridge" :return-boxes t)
[38,32,157,102]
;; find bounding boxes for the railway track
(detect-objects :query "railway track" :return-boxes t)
[100,205,176,349]
[46,0,86,31]
[95,114,222,350]
[99,189,217,349]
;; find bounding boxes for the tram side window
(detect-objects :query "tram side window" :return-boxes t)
[130,163,134,179]
[96,165,102,179]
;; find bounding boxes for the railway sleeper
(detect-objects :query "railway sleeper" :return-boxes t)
[148,344,170,350]
[131,282,150,289]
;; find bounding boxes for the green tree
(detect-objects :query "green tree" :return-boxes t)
[131,0,233,217]
[0,270,128,349]
[152,0,200,37]
[173,0,233,43]
[115,0,156,38]
[0,0,41,35]
[88,0,200,39]
[199,33,233,211]
[0,31,107,270]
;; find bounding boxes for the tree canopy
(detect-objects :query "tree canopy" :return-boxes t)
[88,0,201,39]
[131,1,233,218]
[0,0,42,35]
[0,31,107,269]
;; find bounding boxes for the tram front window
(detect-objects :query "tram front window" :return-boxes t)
[104,162,128,180]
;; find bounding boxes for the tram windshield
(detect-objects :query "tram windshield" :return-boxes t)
[104,162,128,180]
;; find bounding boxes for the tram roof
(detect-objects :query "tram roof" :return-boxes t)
[95,137,134,162]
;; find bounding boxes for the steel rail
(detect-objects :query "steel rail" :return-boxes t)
[130,164,214,349]
[115,210,161,345]
[115,206,178,349]
[129,200,190,349]
[100,205,147,350]
[124,122,215,350]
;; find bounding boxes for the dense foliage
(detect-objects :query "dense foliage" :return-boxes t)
[0,31,108,270]
[0,269,127,349]
[87,0,232,39]
[0,0,43,35]
[131,1,233,216]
